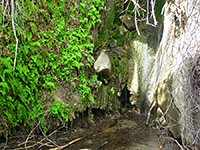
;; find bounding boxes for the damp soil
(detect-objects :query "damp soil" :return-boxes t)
[57,113,180,150]
[1,111,180,150]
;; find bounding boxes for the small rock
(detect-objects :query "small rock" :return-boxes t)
[120,14,135,31]
[112,47,123,55]
[85,139,93,144]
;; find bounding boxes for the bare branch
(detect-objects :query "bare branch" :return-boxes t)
[122,0,157,34]
[134,11,140,35]
[120,0,131,14]
[165,137,186,150]
[24,122,40,150]
[151,0,157,26]
[16,0,24,15]
[2,136,8,150]
[2,0,4,13]
[11,0,19,74]
[146,0,157,27]
[2,0,10,24]
[39,124,59,147]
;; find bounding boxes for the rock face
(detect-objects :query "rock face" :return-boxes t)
[155,73,181,138]
[129,0,200,147]
[94,50,112,82]
[41,84,82,121]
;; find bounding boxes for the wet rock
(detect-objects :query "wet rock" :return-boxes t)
[94,50,112,82]
[120,14,135,31]
[112,47,123,55]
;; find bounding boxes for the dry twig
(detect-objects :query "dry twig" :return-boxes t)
[39,124,59,147]
[122,0,157,35]
[24,121,40,150]
[15,125,65,150]
[1,0,24,74]
[11,0,19,74]
[48,120,118,150]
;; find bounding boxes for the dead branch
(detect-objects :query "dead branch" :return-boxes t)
[48,120,118,150]
[165,137,186,150]
[2,136,8,150]
[146,100,156,125]
[15,125,65,150]
[39,124,59,147]
[2,0,10,24]
[11,0,19,74]
[38,142,55,149]
[1,0,23,74]
[122,0,158,35]
[48,136,86,150]
[24,121,40,150]
[121,0,131,14]
[146,0,157,27]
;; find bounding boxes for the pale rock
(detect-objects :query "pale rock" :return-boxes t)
[94,50,112,82]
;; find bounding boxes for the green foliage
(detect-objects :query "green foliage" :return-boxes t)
[0,56,43,128]
[0,0,104,136]
[117,39,124,46]
[49,101,69,122]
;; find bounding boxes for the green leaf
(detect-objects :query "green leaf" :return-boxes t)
[43,81,56,90]
[30,41,41,48]
[30,22,37,33]
[0,82,9,95]
[0,69,12,81]
[89,94,94,103]
[27,32,32,42]
[0,57,12,68]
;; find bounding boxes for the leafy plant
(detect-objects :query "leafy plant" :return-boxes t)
[0,0,104,136]
[49,101,69,122]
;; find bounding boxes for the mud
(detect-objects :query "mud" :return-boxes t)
[57,113,180,150]
[1,111,180,150]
